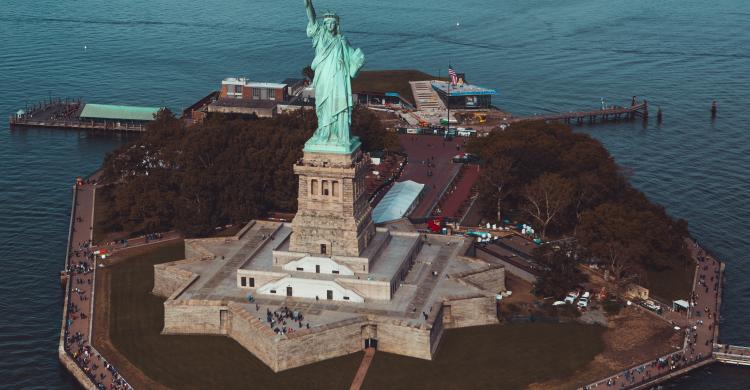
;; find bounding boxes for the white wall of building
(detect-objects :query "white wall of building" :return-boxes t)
[256,277,364,303]
[282,256,354,276]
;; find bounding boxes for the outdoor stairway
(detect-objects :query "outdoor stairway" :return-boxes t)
[194,224,276,298]
[409,81,445,111]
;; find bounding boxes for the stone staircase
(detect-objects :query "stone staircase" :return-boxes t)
[409,81,445,111]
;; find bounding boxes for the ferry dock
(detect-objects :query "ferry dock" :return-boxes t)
[9,97,162,132]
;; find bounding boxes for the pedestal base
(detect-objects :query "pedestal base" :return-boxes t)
[304,136,362,155]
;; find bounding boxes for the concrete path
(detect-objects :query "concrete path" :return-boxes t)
[63,179,129,388]
[349,347,376,390]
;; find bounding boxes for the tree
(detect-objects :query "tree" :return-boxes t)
[521,173,574,239]
[96,108,389,238]
[480,155,516,223]
[576,202,645,288]
[466,120,692,296]
[351,106,398,151]
[533,243,587,298]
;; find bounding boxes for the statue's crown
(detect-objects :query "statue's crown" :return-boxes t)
[322,12,339,22]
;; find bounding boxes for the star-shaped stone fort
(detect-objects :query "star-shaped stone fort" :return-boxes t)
[152,143,506,372]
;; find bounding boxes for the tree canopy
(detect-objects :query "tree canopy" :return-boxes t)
[97,108,395,237]
[468,121,691,288]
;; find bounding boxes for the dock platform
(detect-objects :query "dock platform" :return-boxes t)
[9,98,153,132]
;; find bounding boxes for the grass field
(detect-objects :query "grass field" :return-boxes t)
[104,242,605,390]
[105,242,360,390]
[363,323,605,390]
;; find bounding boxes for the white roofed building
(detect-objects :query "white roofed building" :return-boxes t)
[372,180,425,224]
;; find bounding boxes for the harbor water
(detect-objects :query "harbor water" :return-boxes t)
[0,0,748,388]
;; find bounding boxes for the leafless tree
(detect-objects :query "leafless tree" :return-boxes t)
[484,155,516,223]
[522,173,574,239]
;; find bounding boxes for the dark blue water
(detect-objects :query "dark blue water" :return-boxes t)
[1,0,748,388]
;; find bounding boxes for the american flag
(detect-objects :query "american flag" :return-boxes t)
[448,66,457,86]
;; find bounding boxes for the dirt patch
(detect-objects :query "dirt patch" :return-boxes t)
[527,307,682,390]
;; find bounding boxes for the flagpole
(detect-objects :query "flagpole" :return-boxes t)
[446,21,459,138]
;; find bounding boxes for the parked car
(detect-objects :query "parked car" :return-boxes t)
[577,297,589,308]
[564,291,579,304]
[552,300,567,306]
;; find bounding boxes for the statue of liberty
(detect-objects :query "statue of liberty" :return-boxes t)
[304,0,365,153]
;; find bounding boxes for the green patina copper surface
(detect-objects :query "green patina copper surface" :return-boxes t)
[303,0,365,154]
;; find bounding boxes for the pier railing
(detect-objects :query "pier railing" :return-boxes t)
[10,116,147,132]
[714,344,750,366]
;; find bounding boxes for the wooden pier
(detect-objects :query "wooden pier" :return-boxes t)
[714,345,750,366]
[9,97,149,132]
[506,99,649,125]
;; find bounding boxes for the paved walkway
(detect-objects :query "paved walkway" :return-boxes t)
[580,239,722,389]
[63,178,131,389]
[437,164,479,219]
[62,177,176,389]
[398,134,464,218]
[349,348,376,390]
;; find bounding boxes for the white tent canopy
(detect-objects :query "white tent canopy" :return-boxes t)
[673,299,690,310]
[372,180,425,224]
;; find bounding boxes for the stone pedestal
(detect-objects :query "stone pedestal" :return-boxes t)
[289,139,375,257]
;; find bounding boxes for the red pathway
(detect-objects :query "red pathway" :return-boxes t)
[437,164,480,219]
[349,348,376,390]
[398,134,465,218]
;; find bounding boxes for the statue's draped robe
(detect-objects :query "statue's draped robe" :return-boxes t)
[307,20,364,146]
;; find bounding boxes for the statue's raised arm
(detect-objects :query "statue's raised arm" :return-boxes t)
[305,0,316,25]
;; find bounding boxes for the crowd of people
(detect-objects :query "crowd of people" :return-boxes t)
[50,102,82,121]
[261,305,310,335]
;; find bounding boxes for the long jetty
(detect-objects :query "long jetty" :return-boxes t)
[58,173,129,389]
[505,99,648,125]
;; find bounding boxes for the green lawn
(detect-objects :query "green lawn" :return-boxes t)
[106,242,360,390]
[363,323,605,390]
[105,242,605,390]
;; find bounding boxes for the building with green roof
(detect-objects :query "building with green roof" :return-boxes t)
[79,104,163,123]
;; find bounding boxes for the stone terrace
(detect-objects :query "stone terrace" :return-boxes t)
[153,220,506,371]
